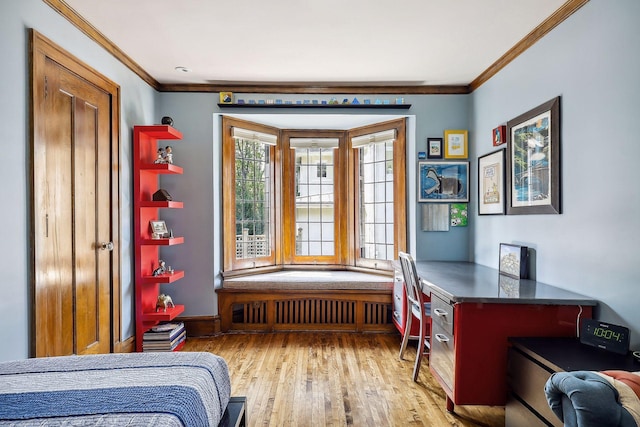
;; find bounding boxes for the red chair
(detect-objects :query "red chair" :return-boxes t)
[398,251,431,381]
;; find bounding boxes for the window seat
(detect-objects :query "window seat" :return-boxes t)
[218,270,395,333]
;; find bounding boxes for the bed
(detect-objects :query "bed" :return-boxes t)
[0,351,237,426]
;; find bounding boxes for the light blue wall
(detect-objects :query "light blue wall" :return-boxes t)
[3,0,638,361]
[0,0,156,361]
[156,93,470,316]
[470,0,640,346]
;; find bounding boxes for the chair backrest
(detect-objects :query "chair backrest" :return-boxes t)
[398,251,424,309]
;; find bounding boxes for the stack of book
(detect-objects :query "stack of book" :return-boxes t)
[142,322,186,352]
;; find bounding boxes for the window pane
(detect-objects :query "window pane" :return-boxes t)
[234,138,271,259]
[294,147,336,257]
[358,140,395,261]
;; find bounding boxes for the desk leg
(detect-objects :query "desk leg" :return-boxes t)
[446,396,454,413]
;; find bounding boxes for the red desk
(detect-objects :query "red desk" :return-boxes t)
[414,261,597,411]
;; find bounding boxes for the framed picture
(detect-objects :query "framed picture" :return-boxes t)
[219,92,233,104]
[506,96,561,215]
[418,161,469,202]
[478,149,506,215]
[444,130,468,159]
[427,137,443,159]
[493,125,506,146]
[149,220,169,239]
[499,243,529,279]
[450,203,468,227]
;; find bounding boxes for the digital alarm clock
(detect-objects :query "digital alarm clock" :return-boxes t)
[580,319,630,355]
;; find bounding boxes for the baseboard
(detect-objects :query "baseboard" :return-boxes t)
[178,315,221,337]
[114,335,135,353]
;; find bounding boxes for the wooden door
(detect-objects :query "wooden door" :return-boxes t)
[32,32,117,357]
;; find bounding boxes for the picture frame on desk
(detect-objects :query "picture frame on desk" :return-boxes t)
[506,96,561,215]
[499,243,528,279]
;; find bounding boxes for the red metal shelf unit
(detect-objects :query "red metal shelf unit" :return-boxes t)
[133,125,185,352]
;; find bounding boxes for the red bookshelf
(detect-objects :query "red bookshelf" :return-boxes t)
[133,125,185,352]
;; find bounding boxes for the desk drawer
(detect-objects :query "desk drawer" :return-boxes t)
[430,322,454,392]
[431,294,454,335]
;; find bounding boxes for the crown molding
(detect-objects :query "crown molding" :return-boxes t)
[470,0,589,91]
[46,0,589,95]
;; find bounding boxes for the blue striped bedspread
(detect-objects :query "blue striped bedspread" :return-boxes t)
[0,351,231,427]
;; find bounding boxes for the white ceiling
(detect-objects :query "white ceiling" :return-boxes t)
[63,0,567,86]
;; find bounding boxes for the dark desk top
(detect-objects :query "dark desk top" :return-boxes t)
[414,261,598,306]
[510,337,639,372]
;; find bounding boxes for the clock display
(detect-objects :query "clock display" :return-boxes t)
[591,326,624,342]
[580,319,630,355]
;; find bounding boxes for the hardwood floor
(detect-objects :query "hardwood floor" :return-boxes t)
[183,332,505,426]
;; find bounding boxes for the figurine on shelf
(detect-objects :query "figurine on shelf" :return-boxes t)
[167,265,174,275]
[152,259,167,276]
[156,294,175,312]
[154,147,166,164]
[164,146,173,164]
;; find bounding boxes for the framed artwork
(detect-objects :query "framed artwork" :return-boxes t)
[219,92,233,104]
[450,203,468,227]
[427,137,443,159]
[478,149,506,215]
[444,130,468,159]
[149,220,169,239]
[499,243,529,279]
[493,125,506,146]
[506,96,561,215]
[418,161,469,202]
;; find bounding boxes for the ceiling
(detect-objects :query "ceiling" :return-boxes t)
[60,0,572,89]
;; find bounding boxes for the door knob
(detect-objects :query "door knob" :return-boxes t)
[99,242,114,251]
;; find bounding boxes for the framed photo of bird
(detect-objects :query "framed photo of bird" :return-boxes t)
[506,96,561,215]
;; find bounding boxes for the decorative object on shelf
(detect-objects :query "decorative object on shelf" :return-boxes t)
[155,293,175,312]
[506,96,561,215]
[418,161,469,202]
[150,220,169,239]
[153,189,172,202]
[478,149,506,215]
[161,116,174,126]
[427,137,443,159]
[153,146,174,164]
[152,259,167,276]
[219,92,233,104]
[154,147,166,163]
[444,130,468,159]
[450,203,468,226]
[499,243,528,279]
[164,146,173,164]
[167,265,174,275]
[493,125,506,146]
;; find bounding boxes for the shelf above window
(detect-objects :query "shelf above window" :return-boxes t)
[217,103,411,109]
